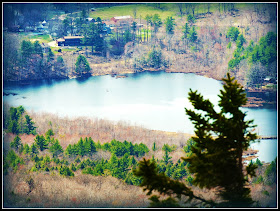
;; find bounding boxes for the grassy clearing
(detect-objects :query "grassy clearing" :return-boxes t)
[90,3,178,20]
[89,3,255,21]
[18,33,52,43]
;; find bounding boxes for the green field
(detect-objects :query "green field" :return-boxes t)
[17,33,53,43]
[89,3,254,21]
[89,3,178,20]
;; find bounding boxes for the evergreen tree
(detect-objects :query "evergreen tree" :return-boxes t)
[163,150,172,165]
[188,26,198,43]
[22,143,31,155]
[8,120,20,134]
[9,107,20,121]
[17,106,25,116]
[236,34,246,48]
[34,135,48,151]
[30,143,39,156]
[45,128,54,137]
[75,55,90,75]
[255,158,263,166]
[62,17,71,36]
[182,21,190,47]
[24,114,37,135]
[59,165,74,177]
[152,142,157,152]
[82,18,104,54]
[152,14,162,39]
[33,40,43,58]
[165,16,175,35]
[77,137,86,157]
[49,139,63,157]
[147,48,165,69]
[183,73,258,207]
[187,14,196,26]
[21,40,33,60]
[227,27,240,42]
[131,21,137,41]
[162,144,172,153]
[65,144,75,157]
[47,48,54,62]
[10,135,22,151]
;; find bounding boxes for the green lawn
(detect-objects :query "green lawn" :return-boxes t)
[89,3,178,21]
[17,33,52,43]
[89,3,254,22]
[29,34,53,43]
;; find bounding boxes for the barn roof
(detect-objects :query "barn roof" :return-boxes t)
[113,15,132,20]
[57,38,65,42]
[64,36,84,39]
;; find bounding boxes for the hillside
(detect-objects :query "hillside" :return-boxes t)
[3,107,277,208]
[3,3,277,87]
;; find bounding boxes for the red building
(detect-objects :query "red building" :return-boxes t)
[110,15,133,27]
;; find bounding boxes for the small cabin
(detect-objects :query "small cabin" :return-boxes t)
[56,36,84,46]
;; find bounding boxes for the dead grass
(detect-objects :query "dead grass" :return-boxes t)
[27,111,192,151]
[5,169,276,208]
[3,171,150,208]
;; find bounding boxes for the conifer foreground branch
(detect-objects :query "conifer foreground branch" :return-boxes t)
[134,73,258,208]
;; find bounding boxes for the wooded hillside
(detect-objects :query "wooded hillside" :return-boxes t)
[3,3,277,92]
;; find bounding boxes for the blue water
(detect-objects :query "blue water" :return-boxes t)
[3,71,277,162]
[250,139,277,163]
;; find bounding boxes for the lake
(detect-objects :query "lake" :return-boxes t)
[3,71,277,162]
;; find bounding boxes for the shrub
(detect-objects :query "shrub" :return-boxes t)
[59,165,74,177]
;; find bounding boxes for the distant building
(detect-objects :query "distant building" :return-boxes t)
[86,18,95,22]
[110,15,133,27]
[264,76,276,83]
[56,36,84,46]
[35,20,49,33]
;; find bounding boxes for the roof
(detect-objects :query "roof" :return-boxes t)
[113,15,132,20]
[63,36,84,39]
[86,18,94,21]
[57,38,65,42]
[264,77,272,81]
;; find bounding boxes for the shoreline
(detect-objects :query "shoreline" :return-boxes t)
[3,67,276,108]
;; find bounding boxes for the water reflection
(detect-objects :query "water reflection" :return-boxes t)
[75,74,92,84]
[3,72,277,137]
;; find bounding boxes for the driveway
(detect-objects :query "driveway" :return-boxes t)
[48,40,58,47]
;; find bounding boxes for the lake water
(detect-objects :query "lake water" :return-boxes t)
[3,71,277,162]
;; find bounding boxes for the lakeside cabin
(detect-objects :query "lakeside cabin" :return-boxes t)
[56,36,84,46]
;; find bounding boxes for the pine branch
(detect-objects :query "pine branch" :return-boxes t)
[133,158,216,207]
